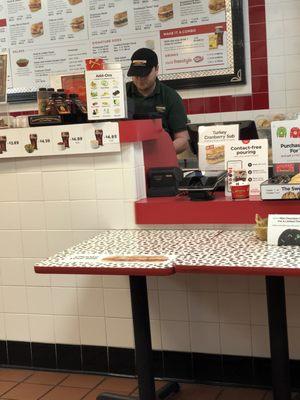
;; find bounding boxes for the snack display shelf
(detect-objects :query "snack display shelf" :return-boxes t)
[135,193,300,224]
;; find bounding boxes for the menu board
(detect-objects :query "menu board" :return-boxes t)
[0,122,120,158]
[0,0,245,101]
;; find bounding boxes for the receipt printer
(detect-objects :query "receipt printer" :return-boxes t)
[147,167,183,197]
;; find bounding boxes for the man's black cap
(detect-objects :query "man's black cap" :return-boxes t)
[127,48,158,77]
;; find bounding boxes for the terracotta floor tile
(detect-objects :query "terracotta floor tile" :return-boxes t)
[0,381,19,396]
[172,383,223,400]
[25,371,69,386]
[39,386,90,400]
[1,383,53,400]
[0,370,34,383]
[60,373,105,388]
[92,377,138,396]
[218,387,267,400]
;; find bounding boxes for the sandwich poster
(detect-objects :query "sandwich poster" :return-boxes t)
[271,120,300,164]
[268,215,300,246]
[225,139,269,196]
[198,124,239,171]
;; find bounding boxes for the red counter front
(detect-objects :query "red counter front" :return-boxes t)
[135,194,299,224]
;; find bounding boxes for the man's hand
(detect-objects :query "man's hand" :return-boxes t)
[173,130,189,154]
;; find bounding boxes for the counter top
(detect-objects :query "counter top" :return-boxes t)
[135,193,300,224]
[35,229,300,277]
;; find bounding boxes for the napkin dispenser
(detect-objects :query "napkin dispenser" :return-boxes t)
[178,170,227,200]
[147,167,183,197]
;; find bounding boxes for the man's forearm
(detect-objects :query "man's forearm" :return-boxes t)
[173,130,189,154]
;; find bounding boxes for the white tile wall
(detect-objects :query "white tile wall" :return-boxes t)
[29,314,55,343]
[79,316,107,346]
[68,170,96,200]
[5,314,30,341]
[27,287,52,315]
[42,172,69,201]
[19,202,46,230]
[77,288,104,317]
[45,201,72,230]
[54,315,80,344]
[0,203,20,229]
[1,258,25,286]
[0,173,18,201]
[220,324,252,356]
[161,320,190,352]
[52,287,78,316]
[190,322,221,354]
[104,289,132,319]
[17,173,44,201]
[106,318,134,348]
[251,325,270,357]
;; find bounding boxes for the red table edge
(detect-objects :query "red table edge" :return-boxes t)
[34,263,300,277]
[34,265,175,276]
[175,265,300,276]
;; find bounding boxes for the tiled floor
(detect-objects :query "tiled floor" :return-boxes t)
[0,367,291,400]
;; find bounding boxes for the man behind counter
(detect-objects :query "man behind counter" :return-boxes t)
[127,48,189,154]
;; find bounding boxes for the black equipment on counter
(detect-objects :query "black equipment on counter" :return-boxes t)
[178,170,227,200]
[147,167,183,197]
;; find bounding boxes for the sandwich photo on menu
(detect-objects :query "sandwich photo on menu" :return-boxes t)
[16,59,29,67]
[29,0,41,12]
[31,22,44,37]
[71,16,84,32]
[205,145,225,164]
[158,4,174,21]
[68,0,82,4]
[209,0,226,13]
[113,11,128,27]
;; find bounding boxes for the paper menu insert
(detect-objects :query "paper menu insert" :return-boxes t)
[198,124,239,171]
[85,69,126,121]
[268,214,300,246]
[271,119,300,164]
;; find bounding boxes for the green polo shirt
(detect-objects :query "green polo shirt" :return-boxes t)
[126,79,187,139]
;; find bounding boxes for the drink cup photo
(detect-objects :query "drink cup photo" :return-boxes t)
[29,134,38,150]
[61,132,70,148]
[94,129,103,146]
[0,136,7,152]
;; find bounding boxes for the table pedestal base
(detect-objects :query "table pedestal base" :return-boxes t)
[98,382,180,400]
[266,276,291,400]
[98,276,180,400]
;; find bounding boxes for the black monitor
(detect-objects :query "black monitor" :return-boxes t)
[187,120,258,155]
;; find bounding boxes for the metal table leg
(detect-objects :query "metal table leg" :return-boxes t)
[98,275,179,400]
[266,276,291,400]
